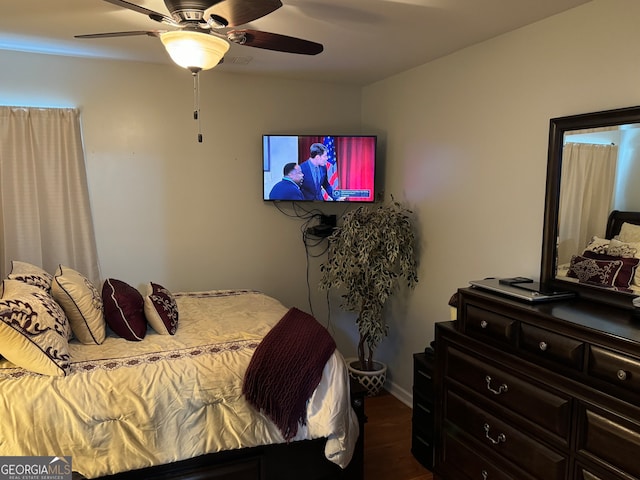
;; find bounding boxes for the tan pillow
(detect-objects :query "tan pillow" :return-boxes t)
[144,282,179,335]
[7,260,53,292]
[0,279,71,376]
[607,238,639,258]
[618,222,640,243]
[51,265,106,345]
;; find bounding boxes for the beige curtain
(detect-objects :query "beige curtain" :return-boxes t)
[557,142,618,265]
[0,106,100,283]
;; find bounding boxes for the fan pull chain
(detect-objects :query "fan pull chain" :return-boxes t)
[192,70,203,143]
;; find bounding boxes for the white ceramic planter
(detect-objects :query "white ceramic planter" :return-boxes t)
[346,358,387,396]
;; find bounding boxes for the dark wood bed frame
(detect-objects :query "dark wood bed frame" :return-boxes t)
[72,383,366,480]
[606,210,640,238]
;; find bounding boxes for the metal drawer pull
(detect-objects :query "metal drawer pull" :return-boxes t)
[418,370,432,380]
[482,470,488,480]
[480,320,488,329]
[539,341,548,351]
[484,423,506,445]
[617,369,628,381]
[417,403,432,414]
[485,375,508,395]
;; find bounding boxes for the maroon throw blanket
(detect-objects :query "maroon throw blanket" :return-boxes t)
[242,307,336,441]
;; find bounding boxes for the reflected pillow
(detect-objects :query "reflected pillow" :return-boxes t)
[567,255,623,287]
[0,279,71,376]
[618,222,640,243]
[583,237,610,255]
[607,238,639,258]
[102,278,146,341]
[582,251,640,289]
[52,265,106,345]
[7,261,53,293]
[582,236,639,258]
[144,282,178,335]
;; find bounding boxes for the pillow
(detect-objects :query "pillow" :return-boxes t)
[582,251,640,289]
[144,282,178,335]
[618,222,640,243]
[583,237,610,255]
[0,279,70,376]
[567,255,623,287]
[52,265,106,345]
[102,278,146,341]
[7,261,53,292]
[607,238,639,258]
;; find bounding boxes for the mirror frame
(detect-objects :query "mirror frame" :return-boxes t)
[540,105,640,309]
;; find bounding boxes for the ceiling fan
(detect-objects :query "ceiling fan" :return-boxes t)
[75,0,324,71]
[76,0,323,143]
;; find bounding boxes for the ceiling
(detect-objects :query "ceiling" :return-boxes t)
[0,0,591,86]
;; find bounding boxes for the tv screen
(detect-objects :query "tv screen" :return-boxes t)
[263,135,377,202]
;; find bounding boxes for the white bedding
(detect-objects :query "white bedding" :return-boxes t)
[0,290,358,478]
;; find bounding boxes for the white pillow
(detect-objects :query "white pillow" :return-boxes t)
[51,265,106,345]
[607,238,639,258]
[0,279,71,376]
[583,237,609,255]
[618,222,640,243]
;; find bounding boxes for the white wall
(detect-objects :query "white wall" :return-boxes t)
[0,49,362,322]
[362,0,640,403]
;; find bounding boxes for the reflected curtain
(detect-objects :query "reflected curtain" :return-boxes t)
[557,142,618,264]
[0,106,100,283]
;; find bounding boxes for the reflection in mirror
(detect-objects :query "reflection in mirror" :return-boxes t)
[557,124,640,264]
[541,106,640,308]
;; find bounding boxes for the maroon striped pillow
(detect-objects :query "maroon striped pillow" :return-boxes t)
[102,278,146,341]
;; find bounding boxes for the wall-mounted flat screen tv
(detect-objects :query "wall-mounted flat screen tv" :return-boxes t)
[263,135,377,202]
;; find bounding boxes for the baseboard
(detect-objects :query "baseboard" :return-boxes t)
[384,380,412,408]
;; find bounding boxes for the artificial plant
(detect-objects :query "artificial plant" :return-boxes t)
[320,198,418,371]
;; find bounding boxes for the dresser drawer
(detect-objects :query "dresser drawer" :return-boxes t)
[445,390,567,480]
[574,464,605,480]
[414,363,434,395]
[588,345,640,396]
[577,404,640,478]
[464,304,517,347]
[412,389,434,431]
[441,431,521,480]
[412,428,434,470]
[519,323,585,370]
[446,346,571,440]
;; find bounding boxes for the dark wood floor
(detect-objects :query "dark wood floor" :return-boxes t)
[364,390,433,480]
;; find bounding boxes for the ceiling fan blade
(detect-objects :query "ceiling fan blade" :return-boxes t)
[205,0,282,28]
[75,30,163,39]
[101,0,178,26]
[228,29,323,55]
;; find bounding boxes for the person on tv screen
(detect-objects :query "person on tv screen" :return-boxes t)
[300,143,335,201]
[268,162,304,200]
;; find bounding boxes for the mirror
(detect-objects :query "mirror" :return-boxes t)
[541,105,640,308]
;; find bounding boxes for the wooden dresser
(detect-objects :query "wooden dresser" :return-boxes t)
[433,287,640,480]
[412,349,436,470]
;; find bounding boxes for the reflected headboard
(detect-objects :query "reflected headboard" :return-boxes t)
[605,210,640,239]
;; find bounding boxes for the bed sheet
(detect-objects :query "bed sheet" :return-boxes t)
[0,290,358,478]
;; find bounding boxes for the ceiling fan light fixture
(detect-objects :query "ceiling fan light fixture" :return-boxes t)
[160,31,229,71]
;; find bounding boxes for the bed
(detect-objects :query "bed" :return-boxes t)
[0,264,363,480]
[557,210,640,293]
